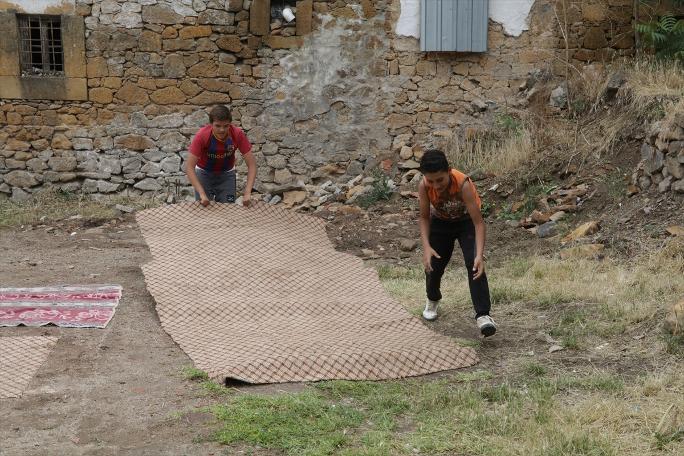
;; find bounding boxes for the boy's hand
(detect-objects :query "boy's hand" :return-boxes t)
[422,247,441,273]
[242,193,251,207]
[199,194,210,207]
[473,255,485,280]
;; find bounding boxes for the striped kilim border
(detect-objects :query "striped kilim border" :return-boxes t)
[0,285,122,328]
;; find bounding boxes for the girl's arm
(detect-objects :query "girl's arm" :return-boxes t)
[418,180,441,272]
[462,179,486,280]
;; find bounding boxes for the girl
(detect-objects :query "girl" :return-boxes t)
[417,149,497,337]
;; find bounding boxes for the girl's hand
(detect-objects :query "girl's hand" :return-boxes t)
[473,255,485,280]
[423,247,441,272]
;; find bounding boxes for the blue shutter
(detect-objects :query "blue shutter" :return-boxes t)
[421,0,488,52]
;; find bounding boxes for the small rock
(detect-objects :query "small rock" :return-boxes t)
[658,176,673,193]
[399,239,418,252]
[603,71,626,102]
[347,175,363,187]
[626,184,640,196]
[549,211,566,222]
[537,221,557,238]
[346,184,370,200]
[399,146,413,160]
[549,344,565,353]
[531,210,550,225]
[269,195,282,205]
[638,175,652,190]
[471,98,487,111]
[115,204,135,213]
[166,194,176,204]
[283,190,307,207]
[361,248,378,259]
[666,226,684,237]
[549,84,567,108]
[561,221,600,243]
[536,332,556,344]
[664,299,684,336]
[398,160,420,170]
[11,187,31,203]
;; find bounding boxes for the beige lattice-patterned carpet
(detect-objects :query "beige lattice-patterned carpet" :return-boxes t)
[0,336,58,398]
[136,203,478,384]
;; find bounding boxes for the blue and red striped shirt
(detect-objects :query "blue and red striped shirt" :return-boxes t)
[189,124,252,173]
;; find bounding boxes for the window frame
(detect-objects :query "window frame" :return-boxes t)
[0,12,86,101]
[17,14,65,77]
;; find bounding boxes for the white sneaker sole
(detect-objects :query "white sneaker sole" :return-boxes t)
[422,311,437,321]
[479,324,496,337]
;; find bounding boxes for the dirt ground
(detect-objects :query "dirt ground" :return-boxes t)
[0,220,230,456]
[2,184,679,456]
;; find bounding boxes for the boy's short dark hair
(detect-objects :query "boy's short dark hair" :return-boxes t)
[209,105,232,123]
[419,149,450,173]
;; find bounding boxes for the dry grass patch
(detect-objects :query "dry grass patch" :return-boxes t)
[379,238,684,344]
[626,59,684,104]
[445,115,537,177]
[0,189,159,227]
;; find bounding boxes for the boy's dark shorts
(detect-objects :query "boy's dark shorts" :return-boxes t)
[194,167,236,203]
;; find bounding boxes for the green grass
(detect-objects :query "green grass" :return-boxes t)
[357,169,394,209]
[662,333,684,356]
[211,390,364,455]
[204,371,657,455]
[183,367,209,381]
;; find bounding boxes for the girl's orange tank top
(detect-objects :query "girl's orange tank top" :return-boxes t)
[425,168,481,221]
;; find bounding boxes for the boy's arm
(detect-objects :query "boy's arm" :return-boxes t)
[185,154,209,206]
[462,179,486,279]
[242,152,257,207]
[418,181,440,272]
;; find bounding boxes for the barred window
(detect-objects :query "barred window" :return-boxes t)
[17,15,64,76]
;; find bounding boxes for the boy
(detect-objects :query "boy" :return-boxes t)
[186,105,257,206]
[417,149,497,337]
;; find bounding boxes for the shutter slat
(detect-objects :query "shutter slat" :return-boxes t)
[421,0,488,52]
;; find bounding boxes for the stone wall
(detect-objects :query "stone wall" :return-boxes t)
[0,0,638,201]
[635,110,684,195]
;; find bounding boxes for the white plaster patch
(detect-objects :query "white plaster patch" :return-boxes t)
[395,0,536,39]
[396,0,420,38]
[7,0,75,14]
[489,0,536,36]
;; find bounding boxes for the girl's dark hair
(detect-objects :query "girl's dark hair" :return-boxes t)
[209,105,232,122]
[419,149,450,173]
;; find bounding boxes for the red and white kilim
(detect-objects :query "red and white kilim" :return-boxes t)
[0,285,122,328]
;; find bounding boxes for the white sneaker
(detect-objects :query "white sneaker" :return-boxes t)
[422,299,439,321]
[476,315,497,337]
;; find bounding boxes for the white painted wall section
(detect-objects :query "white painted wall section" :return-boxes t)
[489,0,536,36]
[396,0,421,38]
[395,0,536,38]
[4,1,75,14]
